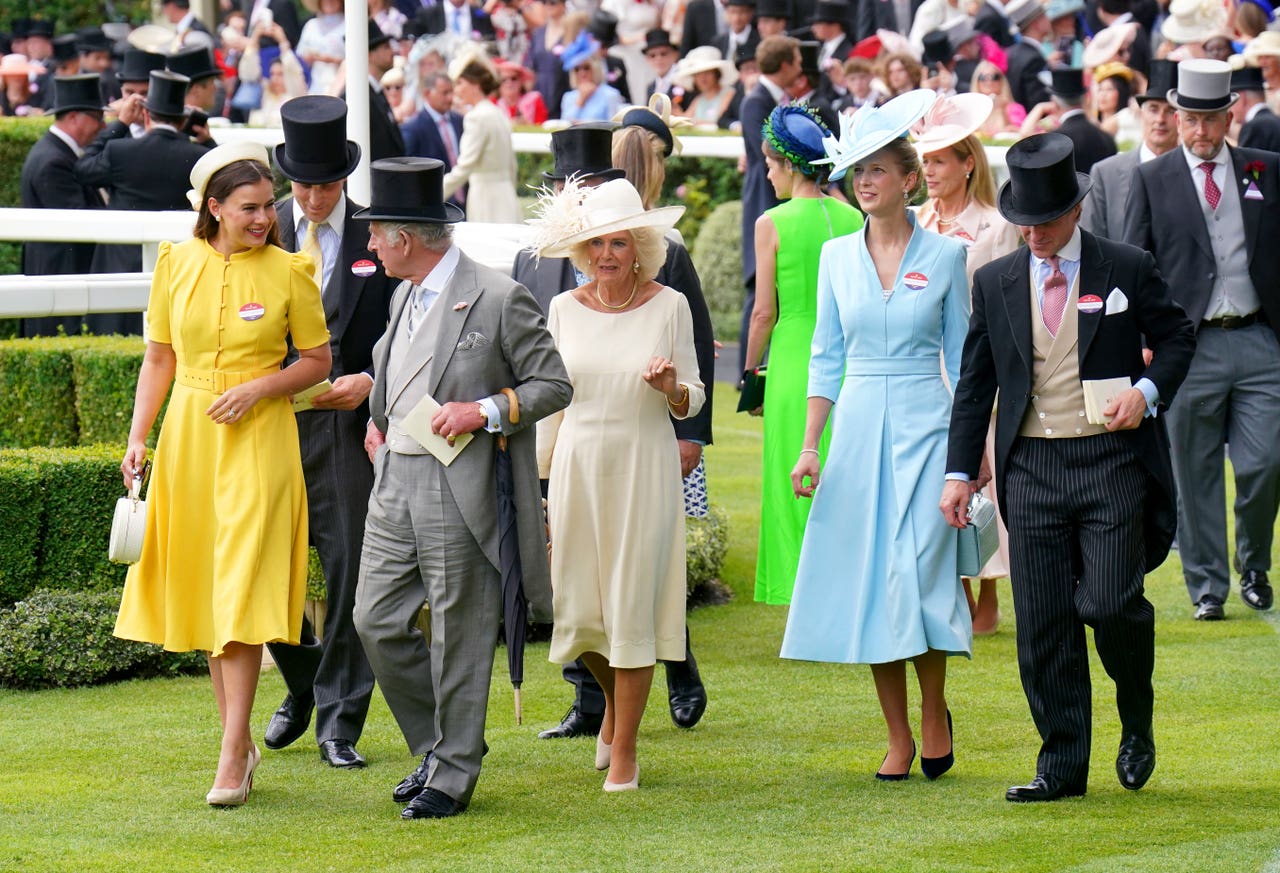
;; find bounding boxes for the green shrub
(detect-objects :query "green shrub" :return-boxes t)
[307,547,326,602]
[686,504,729,592]
[690,200,744,341]
[0,336,90,447]
[70,337,149,445]
[0,456,45,606]
[0,588,205,691]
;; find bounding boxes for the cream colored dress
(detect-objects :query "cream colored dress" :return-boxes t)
[538,287,705,668]
[442,98,520,224]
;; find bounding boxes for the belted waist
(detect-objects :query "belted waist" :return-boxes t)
[1202,310,1267,331]
[176,365,279,394]
[845,356,941,376]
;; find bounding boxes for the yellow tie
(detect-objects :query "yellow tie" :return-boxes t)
[301,221,323,281]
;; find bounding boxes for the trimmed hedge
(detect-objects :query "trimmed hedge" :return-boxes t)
[690,200,745,341]
[0,588,205,691]
[0,455,44,606]
[686,505,729,593]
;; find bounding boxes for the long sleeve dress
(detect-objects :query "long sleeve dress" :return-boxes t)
[442,98,521,224]
[780,215,974,664]
[114,239,329,657]
[539,287,705,669]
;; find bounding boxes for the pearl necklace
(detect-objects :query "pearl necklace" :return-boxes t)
[596,277,638,311]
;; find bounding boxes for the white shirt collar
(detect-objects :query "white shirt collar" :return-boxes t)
[1182,141,1228,170]
[177,11,197,31]
[293,192,347,236]
[369,73,383,93]
[1139,142,1159,162]
[760,75,788,103]
[49,125,84,158]
[416,244,461,296]
[1246,102,1266,123]
[1058,108,1085,123]
[1030,225,1082,271]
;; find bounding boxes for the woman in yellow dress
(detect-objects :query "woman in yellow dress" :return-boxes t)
[114,143,331,807]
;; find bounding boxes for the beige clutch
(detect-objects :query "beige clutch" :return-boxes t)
[108,467,148,564]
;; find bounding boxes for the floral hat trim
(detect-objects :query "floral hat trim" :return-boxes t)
[762,104,832,178]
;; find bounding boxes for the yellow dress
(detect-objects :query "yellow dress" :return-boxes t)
[114,238,329,657]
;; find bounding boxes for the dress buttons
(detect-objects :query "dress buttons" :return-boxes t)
[1078,410,1085,416]
[1075,428,1083,434]
[1045,428,1054,435]
[1038,412,1046,419]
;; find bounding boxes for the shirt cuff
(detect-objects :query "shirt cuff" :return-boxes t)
[478,396,502,433]
[1135,377,1160,418]
[945,472,971,483]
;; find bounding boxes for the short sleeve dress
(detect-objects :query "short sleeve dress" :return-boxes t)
[114,238,330,658]
[538,286,706,669]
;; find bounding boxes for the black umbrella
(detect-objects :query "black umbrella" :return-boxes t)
[494,390,527,723]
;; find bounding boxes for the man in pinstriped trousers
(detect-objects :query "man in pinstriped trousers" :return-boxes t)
[941,134,1196,803]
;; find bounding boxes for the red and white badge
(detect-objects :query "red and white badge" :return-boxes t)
[239,302,265,321]
[903,272,929,291]
[1078,294,1104,314]
[351,259,377,278]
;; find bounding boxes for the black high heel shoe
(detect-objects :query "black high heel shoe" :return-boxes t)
[875,741,916,781]
[921,709,954,780]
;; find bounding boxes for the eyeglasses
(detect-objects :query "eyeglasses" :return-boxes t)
[977,73,1002,82]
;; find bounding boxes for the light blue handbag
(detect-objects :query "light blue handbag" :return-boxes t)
[957,492,999,577]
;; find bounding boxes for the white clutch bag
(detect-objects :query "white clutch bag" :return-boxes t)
[109,464,149,565]
[957,491,999,578]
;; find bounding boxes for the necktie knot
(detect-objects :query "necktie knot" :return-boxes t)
[1042,254,1068,337]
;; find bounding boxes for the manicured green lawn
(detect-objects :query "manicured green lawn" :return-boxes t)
[2,388,1278,872]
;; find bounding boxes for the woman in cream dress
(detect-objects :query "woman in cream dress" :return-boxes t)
[443,52,521,224]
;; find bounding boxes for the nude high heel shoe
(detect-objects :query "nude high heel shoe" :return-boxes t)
[603,763,639,792]
[206,744,260,807]
[595,734,612,771]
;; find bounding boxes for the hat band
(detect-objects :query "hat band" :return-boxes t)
[280,153,355,177]
[1172,91,1232,110]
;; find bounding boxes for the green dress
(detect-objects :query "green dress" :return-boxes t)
[755,196,863,605]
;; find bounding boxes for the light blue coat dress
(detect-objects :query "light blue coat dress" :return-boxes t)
[780,213,974,665]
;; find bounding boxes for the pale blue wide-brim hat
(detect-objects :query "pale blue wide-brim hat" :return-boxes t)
[1046,0,1086,19]
[814,89,937,182]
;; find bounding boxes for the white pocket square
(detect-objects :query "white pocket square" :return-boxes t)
[1105,287,1129,315]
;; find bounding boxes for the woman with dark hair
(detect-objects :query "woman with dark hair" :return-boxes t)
[444,50,521,223]
[115,143,330,807]
[1092,62,1139,149]
[744,106,863,606]
[782,91,972,782]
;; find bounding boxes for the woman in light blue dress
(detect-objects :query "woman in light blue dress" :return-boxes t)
[782,91,973,782]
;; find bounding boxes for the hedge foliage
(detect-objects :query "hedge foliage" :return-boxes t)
[690,199,745,341]
[0,445,129,606]
[0,336,160,449]
[0,588,205,691]
[686,505,730,592]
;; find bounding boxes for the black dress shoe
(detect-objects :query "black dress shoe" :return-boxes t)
[875,741,916,781]
[921,709,954,780]
[1240,570,1274,611]
[263,692,314,750]
[1194,597,1225,621]
[401,787,467,820]
[1116,732,1155,790]
[537,706,603,739]
[392,753,434,803]
[1005,774,1087,802]
[319,739,366,769]
[665,653,707,729]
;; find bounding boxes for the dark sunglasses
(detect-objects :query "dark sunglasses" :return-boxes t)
[977,72,1003,82]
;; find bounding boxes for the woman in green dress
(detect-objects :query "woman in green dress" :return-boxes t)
[745,106,864,605]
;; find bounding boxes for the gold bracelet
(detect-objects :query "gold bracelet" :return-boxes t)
[667,384,689,408]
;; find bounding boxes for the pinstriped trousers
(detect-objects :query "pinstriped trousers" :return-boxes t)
[1004,432,1154,785]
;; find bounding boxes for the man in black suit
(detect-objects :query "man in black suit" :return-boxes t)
[262,96,397,770]
[412,0,497,42]
[1046,68,1117,173]
[1003,0,1051,110]
[112,49,167,138]
[681,0,725,56]
[943,133,1195,803]
[643,28,685,104]
[972,0,1016,46]
[19,75,106,338]
[790,40,838,127]
[806,0,851,74]
[513,126,714,738]
[713,0,761,67]
[166,45,221,115]
[738,35,801,374]
[856,0,924,45]
[1123,59,1280,620]
[1231,64,1280,153]
[365,20,406,161]
[75,70,213,296]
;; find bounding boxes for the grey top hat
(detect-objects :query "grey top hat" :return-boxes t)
[1167,58,1239,111]
[275,95,361,184]
[353,158,465,223]
[997,132,1091,225]
[1006,0,1047,29]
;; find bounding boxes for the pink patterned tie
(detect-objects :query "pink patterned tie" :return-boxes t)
[1042,255,1067,337]
[1199,161,1220,210]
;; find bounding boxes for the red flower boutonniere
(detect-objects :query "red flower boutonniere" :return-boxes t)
[1245,160,1265,182]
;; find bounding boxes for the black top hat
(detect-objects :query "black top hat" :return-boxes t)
[544,125,626,182]
[146,70,191,116]
[588,11,619,47]
[1135,58,1177,104]
[922,30,953,66]
[118,48,167,83]
[353,158,465,223]
[724,0,757,7]
[757,0,792,18]
[27,19,54,40]
[1230,63,1266,93]
[798,40,821,75]
[997,132,1091,225]
[11,19,31,39]
[1048,67,1086,98]
[621,107,677,156]
[76,27,111,54]
[49,74,104,114]
[642,28,677,53]
[368,18,392,49]
[811,0,849,23]
[52,34,79,64]
[275,95,362,184]
[167,45,219,82]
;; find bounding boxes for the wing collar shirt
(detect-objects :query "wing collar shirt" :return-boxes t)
[48,125,85,158]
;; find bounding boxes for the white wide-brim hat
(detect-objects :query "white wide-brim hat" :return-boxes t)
[531,178,685,259]
[816,89,937,182]
[672,46,738,91]
[127,24,176,53]
[1244,30,1280,61]
[1082,21,1138,69]
[1167,57,1239,112]
[1160,0,1227,45]
[187,142,272,210]
[911,92,993,155]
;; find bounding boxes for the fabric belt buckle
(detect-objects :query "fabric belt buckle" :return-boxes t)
[211,370,228,394]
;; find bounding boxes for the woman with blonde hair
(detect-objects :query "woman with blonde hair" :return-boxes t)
[970,59,1025,135]
[913,92,1019,634]
[560,32,625,121]
[443,50,521,223]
